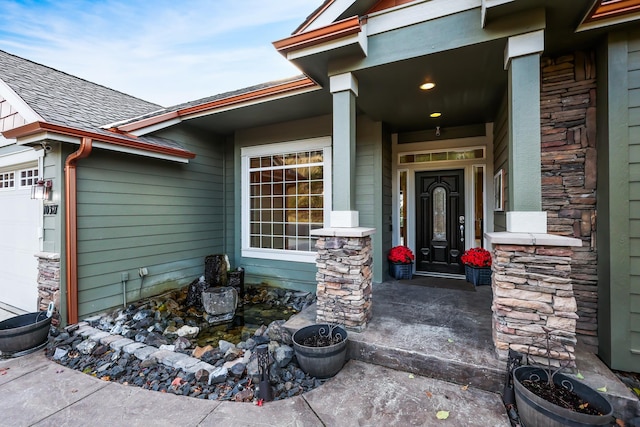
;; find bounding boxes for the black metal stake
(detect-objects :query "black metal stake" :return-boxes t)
[257,344,273,402]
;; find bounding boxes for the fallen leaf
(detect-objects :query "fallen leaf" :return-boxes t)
[579,402,589,410]
[575,372,585,380]
[256,399,264,407]
[436,411,450,420]
[171,377,183,387]
[408,374,415,379]
[71,389,78,393]
[425,391,433,398]
[461,384,469,391]
[615,418,626,426]
[597,386,607,393]
[632,387,640,397]
[447,339,453,343]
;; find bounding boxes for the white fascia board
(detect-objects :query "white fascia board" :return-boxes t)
[287,28,367,61]
[303,0,359,32]
[17,131,188,163]
[504,29,544,70]
[367,0,480,36]
[91,141,189,163]
[18,131,80,146]
[128,117,182,137]
[180,84,323,122]
[0,79,43,123]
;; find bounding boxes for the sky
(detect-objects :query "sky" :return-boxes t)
[0,1,322,106]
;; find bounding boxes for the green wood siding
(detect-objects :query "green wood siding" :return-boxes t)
[75,126,225,318]
[493,92,509,231]
[355,116,386,282]
[629,28,640,364]
[597,29,640,372]
[381,125,393,280]
[224,136,235,265]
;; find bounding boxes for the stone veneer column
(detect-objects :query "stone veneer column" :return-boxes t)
[487,233,582,367]
[311,227,375,332]
[36,252,60,317]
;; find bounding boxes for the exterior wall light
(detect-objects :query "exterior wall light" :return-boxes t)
[31,179,52,200]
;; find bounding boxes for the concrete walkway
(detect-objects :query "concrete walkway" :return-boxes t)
[0,351,510,427]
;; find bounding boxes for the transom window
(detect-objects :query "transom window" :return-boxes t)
[242,138,332,263]
[399,147,484,165]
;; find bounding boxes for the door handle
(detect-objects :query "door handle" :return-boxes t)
[460,224,464,243]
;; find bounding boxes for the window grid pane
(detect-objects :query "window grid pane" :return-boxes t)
[0,172,15,189]
[248,150,324,252]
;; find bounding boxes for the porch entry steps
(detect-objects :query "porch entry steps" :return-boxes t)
[284,281,640,421]
[284,281,506,393]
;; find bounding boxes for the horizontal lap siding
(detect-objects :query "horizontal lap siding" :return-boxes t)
[76,127,225,317]
[629,29,640,353]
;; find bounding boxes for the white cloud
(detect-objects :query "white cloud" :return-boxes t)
[0,0,320,105]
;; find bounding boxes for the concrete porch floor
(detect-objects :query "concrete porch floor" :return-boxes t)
[284,279,640,420]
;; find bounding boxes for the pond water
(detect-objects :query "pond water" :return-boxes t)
[194,302,297,347]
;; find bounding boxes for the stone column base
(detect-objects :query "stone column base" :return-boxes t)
[486,232,582,368]
[311,227,375,332]
[36,252,60,325]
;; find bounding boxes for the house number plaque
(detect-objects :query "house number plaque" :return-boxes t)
[44,205,58,215]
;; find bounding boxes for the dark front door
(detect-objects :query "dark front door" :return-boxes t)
[415,169,465,274]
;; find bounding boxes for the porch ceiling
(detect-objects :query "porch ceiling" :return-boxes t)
[184,0,623,137]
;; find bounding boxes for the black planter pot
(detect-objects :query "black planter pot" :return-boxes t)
[0,311,51,354]
[513,366,614,426]
[292,324,347,379]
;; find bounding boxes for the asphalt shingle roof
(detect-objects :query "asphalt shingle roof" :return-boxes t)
[114,75,308,128]
[0,49,161,132]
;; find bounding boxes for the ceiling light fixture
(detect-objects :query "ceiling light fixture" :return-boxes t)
[420,82,435,90]
[430,112,442,118]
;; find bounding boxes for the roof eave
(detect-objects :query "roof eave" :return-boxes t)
[273,16,362,55]
[3,121,196,161]
[117,76,321,134]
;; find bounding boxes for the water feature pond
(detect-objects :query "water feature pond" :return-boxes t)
[46,284,321,403]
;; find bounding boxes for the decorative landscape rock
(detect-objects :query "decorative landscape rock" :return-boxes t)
[45,284,322,403]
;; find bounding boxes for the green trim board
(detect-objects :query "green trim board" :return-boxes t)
[597,29,640,372]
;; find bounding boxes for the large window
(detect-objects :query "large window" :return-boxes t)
[241,138,332,262]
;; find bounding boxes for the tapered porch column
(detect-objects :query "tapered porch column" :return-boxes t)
[330,72,358,227]
[504,30,546,233]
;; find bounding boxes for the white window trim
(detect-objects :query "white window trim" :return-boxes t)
[17,167,39,189]
[241,137,332,263]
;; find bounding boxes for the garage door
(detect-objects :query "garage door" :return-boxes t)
[0,163,40,311]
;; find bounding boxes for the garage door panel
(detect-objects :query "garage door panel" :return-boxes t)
[0,186,39,311]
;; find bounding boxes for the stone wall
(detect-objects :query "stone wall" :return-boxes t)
[540,51,598,351]
[492,244,578,367]
[36,252,60,325]
[314,235,373,332]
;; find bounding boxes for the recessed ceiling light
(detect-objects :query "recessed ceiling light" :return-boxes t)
[430,112,442,118]
[420,82,435,90]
